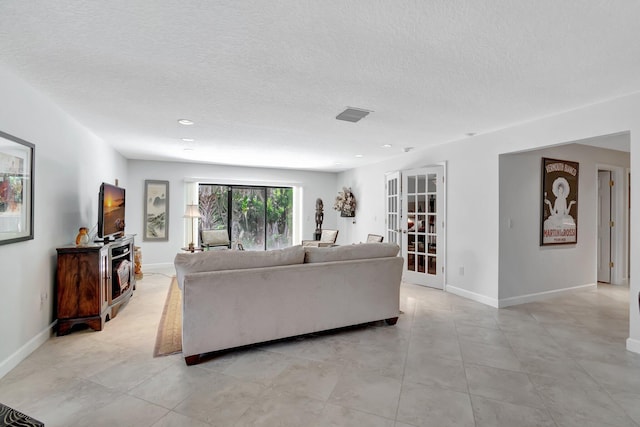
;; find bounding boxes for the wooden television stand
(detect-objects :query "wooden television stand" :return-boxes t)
[56,235,136,335]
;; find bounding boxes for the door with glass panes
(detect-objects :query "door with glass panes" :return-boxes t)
[401,166,444,289]
[385,171,401,245]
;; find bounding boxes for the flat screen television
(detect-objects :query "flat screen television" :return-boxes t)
[98,182,126,241]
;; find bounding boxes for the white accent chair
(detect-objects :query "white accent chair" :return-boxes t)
[302,229,339,247]
[201,229,231,250]
[366,234,384,243]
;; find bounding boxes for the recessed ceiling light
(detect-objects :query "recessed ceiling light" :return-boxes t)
[181,138,195,142]
[382,144,392,148]
[334,162,342,166]
[355,154,364,158]
[178,119,194,125]
[183,148,195,152]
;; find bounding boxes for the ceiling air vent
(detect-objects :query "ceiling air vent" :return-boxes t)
[336,107,372,123]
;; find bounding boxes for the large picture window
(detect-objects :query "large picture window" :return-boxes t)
[198,184,293,250]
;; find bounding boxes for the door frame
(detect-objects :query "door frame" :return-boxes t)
[627,168,631,285]
[596,163,628,285]
[597,170,612,283]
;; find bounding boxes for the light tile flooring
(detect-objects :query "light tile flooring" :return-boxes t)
[1,266,640,427]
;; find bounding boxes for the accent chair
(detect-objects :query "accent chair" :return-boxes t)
[366,234,384,243]
[201,229,231,249]
[302,229,339,247]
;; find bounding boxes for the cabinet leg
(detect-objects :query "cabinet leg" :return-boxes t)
[57,316,104,335]
[57,321,72,336]
[86,317,104,332]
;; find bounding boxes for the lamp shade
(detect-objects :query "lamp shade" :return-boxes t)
[183,204,201,218]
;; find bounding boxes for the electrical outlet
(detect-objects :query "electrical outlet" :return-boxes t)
[40,291,48,308]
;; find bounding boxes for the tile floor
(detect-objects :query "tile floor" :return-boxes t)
[1,266,639,427]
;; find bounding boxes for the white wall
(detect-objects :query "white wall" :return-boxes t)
[3,66,640,380]
[126,160,338,266]
[339,92,640,352]
[0,66,127,378]
[499,142,630,302]
[338,139,502,302]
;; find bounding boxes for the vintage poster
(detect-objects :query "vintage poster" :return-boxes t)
[541,157,579,245]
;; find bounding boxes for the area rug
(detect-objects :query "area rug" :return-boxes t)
[0,403,44,427]
[153,277,182,357]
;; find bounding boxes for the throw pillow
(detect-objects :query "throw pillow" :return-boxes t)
[304,242,399,263]
[175,245,305,289]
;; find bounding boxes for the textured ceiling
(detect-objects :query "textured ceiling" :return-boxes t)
[0,1,638,171]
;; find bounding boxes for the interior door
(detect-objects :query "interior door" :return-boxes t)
[597,170,612,283]
[385,171,401,245]
[402,166,444,289]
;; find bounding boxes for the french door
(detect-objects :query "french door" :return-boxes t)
[401,166,445,289]
[385,171,401,245]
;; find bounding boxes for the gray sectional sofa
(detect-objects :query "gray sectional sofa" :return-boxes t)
[174,243,403,365]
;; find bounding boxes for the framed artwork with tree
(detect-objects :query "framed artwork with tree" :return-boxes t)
[144,180,169,241]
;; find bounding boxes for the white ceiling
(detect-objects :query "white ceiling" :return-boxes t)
[0,1,638,171]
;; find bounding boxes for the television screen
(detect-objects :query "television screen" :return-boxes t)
[99,183,126,239]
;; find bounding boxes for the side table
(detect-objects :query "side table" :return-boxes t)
[181,247,204,253]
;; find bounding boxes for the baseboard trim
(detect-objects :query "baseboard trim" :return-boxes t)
[626,337,640,354]
[498,283,597,308]
[144,262,174,270]
[445,283,599,309]
[445,285,499,308]
[0,321,56,380]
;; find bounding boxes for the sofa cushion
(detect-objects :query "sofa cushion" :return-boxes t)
[175,245,305,289]
[304,242,400,264]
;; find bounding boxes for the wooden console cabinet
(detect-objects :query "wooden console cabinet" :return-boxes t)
[56,235,136,335]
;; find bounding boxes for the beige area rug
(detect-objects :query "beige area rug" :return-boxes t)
[153,277,182,357]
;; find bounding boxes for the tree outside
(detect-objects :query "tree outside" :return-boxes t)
[198,185,228,232]
[266,187,292,249]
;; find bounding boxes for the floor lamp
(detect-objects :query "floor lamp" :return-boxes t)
[184,204,201,252]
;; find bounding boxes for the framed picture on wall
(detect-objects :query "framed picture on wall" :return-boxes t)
[144,180,169,241]
[0,130,34,245]
[540,157,579,246]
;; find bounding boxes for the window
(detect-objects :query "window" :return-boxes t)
[198,184,293,250]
